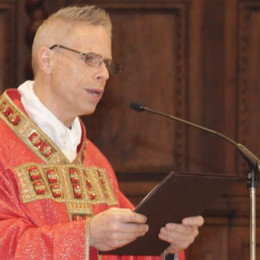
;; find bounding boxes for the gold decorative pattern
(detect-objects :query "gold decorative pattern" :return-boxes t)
[0,91,118,222]
[0,92,60,162]
[15,163,118,221]
[0,91,86,164]
[85,217,91,260]
[0,100,21,125]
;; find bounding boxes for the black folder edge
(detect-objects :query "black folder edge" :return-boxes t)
[100,171,237,256]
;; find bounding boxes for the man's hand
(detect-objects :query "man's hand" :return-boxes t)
[159,215,204,254]
[89,207,149,251]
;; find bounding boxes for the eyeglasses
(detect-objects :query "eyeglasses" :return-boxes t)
[50,44,124,75]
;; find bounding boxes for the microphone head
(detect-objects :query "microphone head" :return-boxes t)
[130,102,145,112]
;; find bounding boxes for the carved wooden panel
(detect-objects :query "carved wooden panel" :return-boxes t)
[238,2,260,176]
[185,222,229,260]
[185,0,239,174]
[228,226,260,260]
[0,1,17,91]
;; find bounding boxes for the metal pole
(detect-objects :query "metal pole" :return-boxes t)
[250,187,256,260]
[248,169,257,260]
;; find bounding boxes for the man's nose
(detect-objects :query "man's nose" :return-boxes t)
[95,62,110,82]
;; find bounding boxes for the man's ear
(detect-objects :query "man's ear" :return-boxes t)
[37,47,52,74]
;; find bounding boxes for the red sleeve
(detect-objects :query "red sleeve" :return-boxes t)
[117,190,135,210]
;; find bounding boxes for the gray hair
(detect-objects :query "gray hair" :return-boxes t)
[32,5,112,74]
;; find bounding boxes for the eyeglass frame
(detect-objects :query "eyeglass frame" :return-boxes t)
[49,44,124,75]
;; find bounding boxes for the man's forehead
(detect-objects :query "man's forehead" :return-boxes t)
[56,24,111,55]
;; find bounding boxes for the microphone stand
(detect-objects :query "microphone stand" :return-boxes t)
[235,146,258,260]
[248,166,258,260]
[130,102,259,260]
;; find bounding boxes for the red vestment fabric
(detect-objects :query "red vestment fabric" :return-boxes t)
[0,89,184,260]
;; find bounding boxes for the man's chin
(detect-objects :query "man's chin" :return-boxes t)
[81,105,98,117]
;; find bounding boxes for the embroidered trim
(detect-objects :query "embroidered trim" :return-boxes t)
[0,100,21,125]
[85,217,91,260]
[0,91,86,164]
[15,163,118,221]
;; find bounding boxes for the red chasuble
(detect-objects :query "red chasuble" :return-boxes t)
[0,89,185,260]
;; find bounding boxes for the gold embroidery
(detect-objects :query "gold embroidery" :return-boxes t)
[0,101,21,125]
[0,91,86,164]
[0,91,118,221]
[85,217,91,260]
[28,131,55,159]
[15,163,118,221]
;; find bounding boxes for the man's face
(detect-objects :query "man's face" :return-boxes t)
[49,23,111,122]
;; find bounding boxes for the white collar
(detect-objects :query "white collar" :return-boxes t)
[18,80,82,162]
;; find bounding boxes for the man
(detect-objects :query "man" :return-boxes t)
[0,5,203,259]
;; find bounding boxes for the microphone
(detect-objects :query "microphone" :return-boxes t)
[130,102,260,171]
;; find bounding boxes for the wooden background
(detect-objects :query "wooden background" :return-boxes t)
[3,0,260,258]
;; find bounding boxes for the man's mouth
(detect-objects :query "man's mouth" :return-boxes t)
[86,89,103,97]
